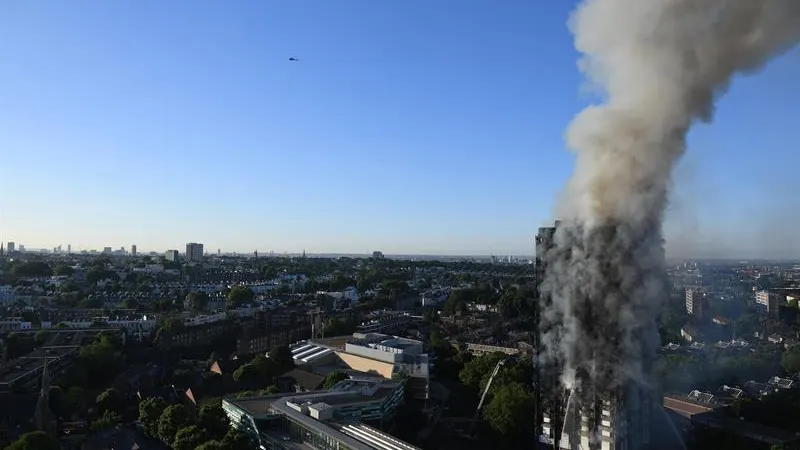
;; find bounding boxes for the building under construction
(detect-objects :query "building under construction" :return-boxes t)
[535,221,659,450]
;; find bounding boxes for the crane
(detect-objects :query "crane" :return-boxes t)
[470,358,506,431]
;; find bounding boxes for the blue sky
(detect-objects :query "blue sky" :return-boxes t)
[0,1,798,257]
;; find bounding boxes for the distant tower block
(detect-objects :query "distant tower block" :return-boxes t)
[186,242,204,262]
[310,309,324,339]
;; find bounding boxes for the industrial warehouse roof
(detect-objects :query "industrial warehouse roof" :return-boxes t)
[338,422,421,450]
[290,342,334,365]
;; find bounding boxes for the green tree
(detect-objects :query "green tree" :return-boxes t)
[322,371,349,389]
[96,388,124,416]
[34,329,51,346]
[323,317,356,336]
[196,441,226,450]
[47,386,66,418]
[227,286,255,309]
[138,397,168,436]
[11,261,53,277]
[186,291,209,312]
[222,427,253,450]
[261,385,281,395]
[459,352,506,391]
[158,404,192,445]
[53,265,75,276]
[86,267,119,284]
[232,363,261,385]
[782,346,800,373]
[155,316,185,342]
[269,345,295,371]
[91,410,121,431]
[483,382,535,436]
[199,403,230,441]
[233,354,282,389]
[4,431,60,450]
[65,386,87,413]
[173,425,206,450]
[66,332,122,386]
[443,289,472,315]
[428,329,450,355]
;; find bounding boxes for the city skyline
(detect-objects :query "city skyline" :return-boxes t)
[1,1,798,258]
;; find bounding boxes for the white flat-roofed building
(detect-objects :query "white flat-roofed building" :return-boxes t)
[221,377,415,450]
[345,334,423,364]
[290,333,431,400]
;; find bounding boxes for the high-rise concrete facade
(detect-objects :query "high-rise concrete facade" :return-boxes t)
[685,288,705,318]
[536,222,561,446]
[186,242,204,262]
[537,221,656,450]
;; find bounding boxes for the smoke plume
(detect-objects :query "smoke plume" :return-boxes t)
[541,0,800,416]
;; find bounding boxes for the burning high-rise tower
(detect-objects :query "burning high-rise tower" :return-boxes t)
[538,1,798,448]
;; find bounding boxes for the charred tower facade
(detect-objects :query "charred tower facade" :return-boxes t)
[537,221,660,450]
[535,223,561,445]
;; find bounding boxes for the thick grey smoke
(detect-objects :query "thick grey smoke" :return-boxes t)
[541,0,800,419]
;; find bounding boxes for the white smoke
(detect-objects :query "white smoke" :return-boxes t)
[560,0,800,228]
[541,0,800,426]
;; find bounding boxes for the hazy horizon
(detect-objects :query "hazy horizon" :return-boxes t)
[1,1,798,259]
[6,241,800,262]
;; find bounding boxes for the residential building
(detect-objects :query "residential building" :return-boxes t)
[686,288,705,318]
[131,245,137,257]
[464,342,520,356]
[186,243,204,262]
[755,290,779,318]
[156,319,238,350]
[0,286,15,305]
[356,311,415,335]
[165,250,179,262]
[0,319,32,331]
[552,386,655,450]
[6,242,14,253]
[537,222,659,450]
[236,311,312,356]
